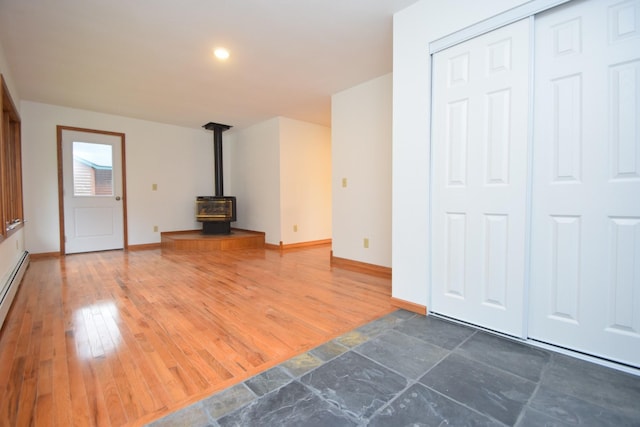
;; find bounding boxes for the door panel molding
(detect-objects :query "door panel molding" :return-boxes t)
[56,125,128,255]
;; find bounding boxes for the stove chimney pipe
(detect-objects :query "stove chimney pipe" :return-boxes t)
[203,122,232,196]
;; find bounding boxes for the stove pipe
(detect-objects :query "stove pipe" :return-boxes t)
[203,122,232,196]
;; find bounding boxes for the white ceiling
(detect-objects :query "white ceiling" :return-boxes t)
[0,0,419,130]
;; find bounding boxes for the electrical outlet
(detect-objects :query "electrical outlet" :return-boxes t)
[293,224,298,232]
[153,225,158,232]
[364,238,369,248]
[152,183,158,191]
[342,178,347,188]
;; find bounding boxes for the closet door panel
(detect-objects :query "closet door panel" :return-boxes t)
[431,18,530,337]
[529,0,640,368]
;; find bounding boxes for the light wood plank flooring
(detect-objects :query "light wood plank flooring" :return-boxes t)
[0,245,394,426]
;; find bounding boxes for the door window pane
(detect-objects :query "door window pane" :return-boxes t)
[73,141,113,196]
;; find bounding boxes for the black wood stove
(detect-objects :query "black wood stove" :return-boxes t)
[196,122,236,235]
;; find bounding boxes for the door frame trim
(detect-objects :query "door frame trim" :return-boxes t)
[56,125,128,255]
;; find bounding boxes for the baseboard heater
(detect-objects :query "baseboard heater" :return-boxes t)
[0,251,29,331]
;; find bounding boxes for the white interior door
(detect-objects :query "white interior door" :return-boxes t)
[529,0,640,367]
[431,19,530,337]
[62,129,125,254]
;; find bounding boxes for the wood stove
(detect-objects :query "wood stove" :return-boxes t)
[197,122,236,235]
[196,196,236,234]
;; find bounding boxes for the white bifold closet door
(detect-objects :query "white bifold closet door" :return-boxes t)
[529,0,640,367]
[431,19,530,338]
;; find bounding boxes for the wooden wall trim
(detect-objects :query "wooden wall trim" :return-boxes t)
[330,251,392,279]
[266,239,332,251]
[390,297,427,315]
[56,126,65,255]
[160,229,200,236]
[128,243,161,251]
[29,252,61,259]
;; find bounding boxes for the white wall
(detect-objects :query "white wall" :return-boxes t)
[332,74,392,267]
[0,42,18,105]
[226,118,282,244]
[392,0,531,305]
[279,117,331,244]
[227,116,331,246]
[21,101,214,253]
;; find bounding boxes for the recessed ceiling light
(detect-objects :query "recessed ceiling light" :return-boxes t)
[214,48,230,60]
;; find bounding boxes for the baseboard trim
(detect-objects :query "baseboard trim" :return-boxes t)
[267,239,332,251]
[29,252,61,259]
[160,229,198,235]
[128,243,161,251]
[231,227,265,235]
[390,297,427,315]
[330,252,392,279]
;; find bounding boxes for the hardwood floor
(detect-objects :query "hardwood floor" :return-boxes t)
[0,245,394,426]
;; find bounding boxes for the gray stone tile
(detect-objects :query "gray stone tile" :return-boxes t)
[309,340,349,362]
[355,329,448,379]
[217,381,356,427]
[541,354,640,420]
[355,310,413,337]
[420,353,536,425]
[335,330,369,348]
[517,408,574,427]
[526,386,640,427]
[146,313,640,427]
[201,383,256,420]
[280,351,324,377]
[244,366,292,397]
[394,315,476,350]
[456,331,550,381]
[300,351,407,420]
[146,402,213,427]
[369,383,502,427]
[391,309,417,320]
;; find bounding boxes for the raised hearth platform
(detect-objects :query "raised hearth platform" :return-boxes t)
[161,229,265,252]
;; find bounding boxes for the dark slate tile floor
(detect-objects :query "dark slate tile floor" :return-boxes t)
[147,310,640,426]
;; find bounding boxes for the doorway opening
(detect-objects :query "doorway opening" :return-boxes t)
[57,126,128,254]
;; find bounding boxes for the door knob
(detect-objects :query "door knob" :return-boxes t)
[115,196,121,201]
